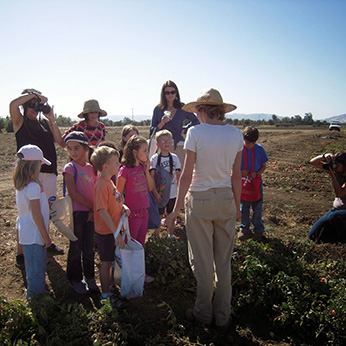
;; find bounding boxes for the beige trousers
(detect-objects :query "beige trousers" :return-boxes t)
[172,141,185,167]
[185,187,236,326]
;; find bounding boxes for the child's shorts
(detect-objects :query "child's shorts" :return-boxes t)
[96,233,115,262]
[159,198,176,216]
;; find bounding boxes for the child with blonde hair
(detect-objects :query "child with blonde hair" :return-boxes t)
[13,144,52,298]
[91,146,129,301]
[150,130,181,238]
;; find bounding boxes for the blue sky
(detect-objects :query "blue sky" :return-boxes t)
[1,0,345,120]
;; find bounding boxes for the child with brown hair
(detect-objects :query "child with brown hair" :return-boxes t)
[239,126,268,241]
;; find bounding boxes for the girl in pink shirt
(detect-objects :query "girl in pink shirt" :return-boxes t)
[63,131,97,294]
[117,135,155,247]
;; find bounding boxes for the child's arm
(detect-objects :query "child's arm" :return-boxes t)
[30,199,52,248]
[65,173,93,210]
[116,176,126,195]
[143,159,155,191]
[176,169,181,188]
[251,162,267,179]
[150,169,161,203]
[98,209,125,248]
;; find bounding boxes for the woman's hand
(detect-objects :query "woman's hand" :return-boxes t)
[43,105,55,123]
[241,170,249,177]
[250,171,257,179]
[162,115,171,124]
[165,211,177,230]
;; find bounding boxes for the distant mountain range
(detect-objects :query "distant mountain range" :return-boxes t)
[106,113,346,123]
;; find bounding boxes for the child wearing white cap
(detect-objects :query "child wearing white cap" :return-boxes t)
[13,144,52,299]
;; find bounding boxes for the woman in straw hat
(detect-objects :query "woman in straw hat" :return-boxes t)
[150,80,199,165]
[166,88,243,330]
[64,99,107,147]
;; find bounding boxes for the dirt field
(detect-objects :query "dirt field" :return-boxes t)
[1,126,346,304]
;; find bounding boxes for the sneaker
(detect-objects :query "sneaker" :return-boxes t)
[86,278,99,292]
[71,281,88,294]
[15,254,25,269]
[145,274,155,283]
[47,243,64,254]
[238,231,252,241]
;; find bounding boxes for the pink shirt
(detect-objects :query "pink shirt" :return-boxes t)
[63,161,96,211]
[118,165,149,210]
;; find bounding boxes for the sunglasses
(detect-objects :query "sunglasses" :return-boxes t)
[164,90,176,95]
[159,139,173,144]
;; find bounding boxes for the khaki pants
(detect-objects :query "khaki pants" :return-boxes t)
[185,187,236,326]
[172,141,185,167]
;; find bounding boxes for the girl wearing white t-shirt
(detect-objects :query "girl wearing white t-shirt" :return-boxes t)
[13,145,52,299]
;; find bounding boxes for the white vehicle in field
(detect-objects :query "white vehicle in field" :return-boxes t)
[329,121,341,131]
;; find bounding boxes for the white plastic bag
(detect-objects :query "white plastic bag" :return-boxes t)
[113,215,145,298]
[49,196,77,241]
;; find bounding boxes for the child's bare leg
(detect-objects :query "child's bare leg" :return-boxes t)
[100,261,112,294]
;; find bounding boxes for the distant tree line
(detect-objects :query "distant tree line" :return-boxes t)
[0,112,329,133]
[224,113,328,127]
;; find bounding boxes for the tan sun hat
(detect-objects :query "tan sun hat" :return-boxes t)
[182,88,237,114]
[78,99,107,118]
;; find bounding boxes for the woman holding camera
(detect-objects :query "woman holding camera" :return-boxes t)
[150,80,199,165]
[308,152,346,243]
[10,89,66,260]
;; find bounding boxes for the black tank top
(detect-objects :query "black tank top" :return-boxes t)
[15,117,58,175]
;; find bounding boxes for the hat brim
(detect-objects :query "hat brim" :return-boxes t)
[183,101,237,114]
[78,109,107,118]
[13,157,51,166]
[42,158,51,166]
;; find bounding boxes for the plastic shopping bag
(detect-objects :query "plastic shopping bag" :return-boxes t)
[114,214,145,298]
[49,195,77,241]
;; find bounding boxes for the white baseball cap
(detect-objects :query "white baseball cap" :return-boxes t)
[14,144,51,166]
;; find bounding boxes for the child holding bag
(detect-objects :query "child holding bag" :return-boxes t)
[63,131,97,294]
[117,135,155,283]
[13,144,52,299]
[91,146,129,301]
[238,126,268,241]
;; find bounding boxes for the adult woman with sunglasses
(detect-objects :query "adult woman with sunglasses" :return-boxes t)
[150,80,199,165]
[10,89,66,261]
[308,152,346,243]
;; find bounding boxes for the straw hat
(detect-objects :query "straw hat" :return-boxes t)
[78,99,107,118]
[182,88,237,114]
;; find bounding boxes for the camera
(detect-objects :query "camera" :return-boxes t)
[322,161,338,171]
[33,98,51,114]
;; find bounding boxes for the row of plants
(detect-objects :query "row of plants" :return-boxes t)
[1,235,346,345]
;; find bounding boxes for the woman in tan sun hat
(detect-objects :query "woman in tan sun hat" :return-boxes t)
[166,88,243,330]
[64,99,107,147]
